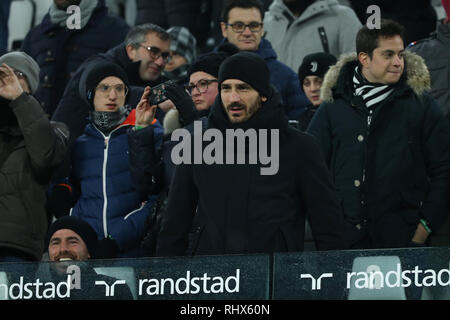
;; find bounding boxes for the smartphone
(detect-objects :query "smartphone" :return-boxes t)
[149,81,174,105]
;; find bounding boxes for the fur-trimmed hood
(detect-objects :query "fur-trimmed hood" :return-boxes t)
[320,51,431,103]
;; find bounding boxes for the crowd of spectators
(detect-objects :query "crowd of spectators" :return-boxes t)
[0,0,449,268]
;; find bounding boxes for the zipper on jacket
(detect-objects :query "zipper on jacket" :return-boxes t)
[102,136,109,238]
[93,124,131,239]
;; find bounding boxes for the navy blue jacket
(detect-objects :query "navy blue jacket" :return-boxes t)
[68,111,164,257]
[21,0,129,117]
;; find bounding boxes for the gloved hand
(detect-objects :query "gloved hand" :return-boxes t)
[164,82,197,127]
[95,236,119,259]
[46,184,73,218]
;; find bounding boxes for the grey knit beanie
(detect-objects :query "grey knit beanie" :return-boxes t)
[0,51,40,93]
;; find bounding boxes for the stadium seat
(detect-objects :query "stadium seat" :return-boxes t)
[7,0,35,51]
[347,255,407,300]
[94,266,137,300]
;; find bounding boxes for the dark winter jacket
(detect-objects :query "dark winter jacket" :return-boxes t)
[156,88,352,257]
[0,93,69,260]
[51,43,167,147]
[216,38,310,120]
[307,52,450,248]
[408,22,450,117]
[21,0,129,117]
[67,110,164,257]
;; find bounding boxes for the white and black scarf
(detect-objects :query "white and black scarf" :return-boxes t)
[353,66,394,109]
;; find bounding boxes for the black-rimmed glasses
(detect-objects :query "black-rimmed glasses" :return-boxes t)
[139,45,172,63]
[226,21,263,33]
[185,79,218,95]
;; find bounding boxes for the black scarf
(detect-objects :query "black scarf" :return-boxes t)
[89,105,132,135]
[353,66,394,110]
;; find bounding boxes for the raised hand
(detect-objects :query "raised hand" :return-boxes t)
[135,86,157,128]
[0,63,24,101]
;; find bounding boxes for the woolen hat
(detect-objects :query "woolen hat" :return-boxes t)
[167,26,197,64]
[188,43,239,78]
[218,51,271,98]
[0,51,40,93]
[45,216,98,256]
[298,52,337,85]
[83,61,130,107]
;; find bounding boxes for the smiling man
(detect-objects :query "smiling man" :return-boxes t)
[307,19,450,249]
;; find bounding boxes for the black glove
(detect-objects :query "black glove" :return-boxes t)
[164,82,197,127]
[46,184,73,218]
[95,237,119,259]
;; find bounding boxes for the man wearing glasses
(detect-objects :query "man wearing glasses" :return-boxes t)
[218,0,310,121]
[48,24,171,186]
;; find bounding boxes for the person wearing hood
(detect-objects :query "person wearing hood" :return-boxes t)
[46,61,164,258]
[162,26,197,85]
[156,52,352,257]
[296,52,337,131]
[21,0,129,118]
[307,19,450,249]
[263,0,361,73]
[0,51,69,263]
[218,0,310,120]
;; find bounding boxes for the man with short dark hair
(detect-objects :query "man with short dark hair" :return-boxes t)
[307,19,450,249]
[218,0,309,120]
[156,52,352,257]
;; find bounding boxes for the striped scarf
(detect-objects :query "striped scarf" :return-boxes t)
[353,66,394,109]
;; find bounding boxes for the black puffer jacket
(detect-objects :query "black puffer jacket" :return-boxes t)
[156,89,352,257]
[307,52,450,248]
[0,93,69,260]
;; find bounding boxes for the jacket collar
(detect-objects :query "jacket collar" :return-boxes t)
[320,51,431,103]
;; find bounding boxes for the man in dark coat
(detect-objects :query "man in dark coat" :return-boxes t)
[0,52,69,262]
[21,0,129,118]
[307,19,450,249]
[156,51,352,257]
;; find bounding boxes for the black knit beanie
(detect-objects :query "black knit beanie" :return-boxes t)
[83,61,130,107]
[218,51,272,98]
[188,43,239,78]
[45,216,98,257]
[298,52,337,85]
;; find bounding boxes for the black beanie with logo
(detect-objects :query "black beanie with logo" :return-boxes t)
[298,52,337,85]
[218,51,272,98]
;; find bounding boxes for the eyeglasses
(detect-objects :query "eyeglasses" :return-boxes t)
[185,79,218,95]
[95,83,129,97]
[13,70,26,80]
[226,21,263,33]
[139,44,172,63]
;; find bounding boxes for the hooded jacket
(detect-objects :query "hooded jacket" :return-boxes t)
[156,88,352,257]
[0,93,69,260]
[263,0,361,72]
[21,0,129,118]
[307,52,450,248]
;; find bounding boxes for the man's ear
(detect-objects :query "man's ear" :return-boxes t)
[261,96,267,102]
[358,52,370,68]
[220,22,228,39]
[126,44,136,61]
